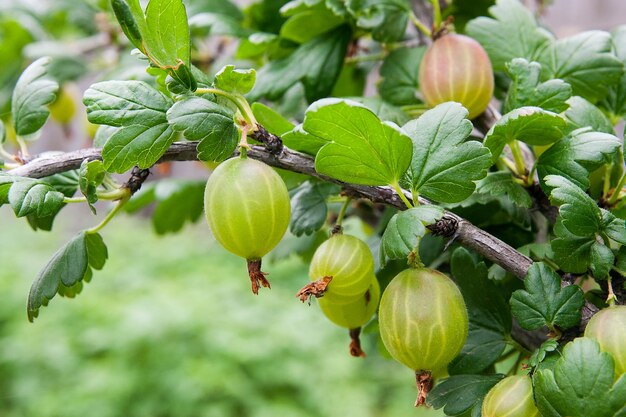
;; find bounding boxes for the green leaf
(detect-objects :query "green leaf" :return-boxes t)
[378,47,426,106]
[0,119,6,145]
[449,249,512,375]
[476,172,532,208]
[251,102,294,136]
[511,262,585,331]
[8,178,65,218]
[537,129,621,191]
[251,25,351,103]
[589,242,614,280]
[144,0,194,89]
[539,30,623,103]
[504,58,572,113]
[279,3,344,44]
[484,107,566,161]
[348,97,410,126]
[402,102,492,203]
[550,233,595,274]
[84,81,172,127]
[529,339,559,368]
[466,0,552,71]
[25,171,80,231]
[79,159,106,212]
[379,206,444,267]
[600,26,626,120]
[305,99,413,186]
[12,57,59,136]
[27,231,108,322]
[548,176,602,236]
[349,0,410,43]
[166,97,238,162]
[565,96,615,134]
[427,374,505,417]
[289,181,339,236]
[84,80,178,173]
[534,338,626,417]
[152,180,205,235]
[214,65,256,94]
[110,0,144,50]
[281,124,329,156]
[103,123,176,173]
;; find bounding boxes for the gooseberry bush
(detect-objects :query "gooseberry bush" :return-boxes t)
[1,0,626,414]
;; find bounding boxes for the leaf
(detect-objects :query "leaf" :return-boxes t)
[349,0,410,43]
[379,206,444,267]
[102,123,176,173]
[11,57,59,136]
[378,46,425,105]
[504,58,572,113]
[427,374,505,417]
[534,338,626,417]
[537,129,621,191]
[110,0,144,50]
[348,97,410,126]
[166,97,238,162]
[547,175,603,236]
[250,25,351,103]
[449,249,512,374]
[402,102,492,203]
[279,3,344,44]
[483,107,566,161]
[281,124,329,156]
[510,262,585,331]
[152,181,205,235]
[8,179,65,218]
[590,242,614,280]
[466,0,553,71]
[214,65,256,94]
[600,26,626,119]
[305,99,413,186]
[539,30,623,103]
[25,171,80,231]
[27,231,107,321]
[144,0,194,89]
[289,181,339,236]
[0,119,6,145]
[565,96,615,134]
[476,171,532,208]
[83,81,172,127]
[251,102,294,136]
[529,339,559,368]
[78,159,105,212]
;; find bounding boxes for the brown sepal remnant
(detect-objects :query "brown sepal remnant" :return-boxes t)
[415,371,433,407]
[247,259,271,295]
[348,328,366,358]
[296,276,333,303]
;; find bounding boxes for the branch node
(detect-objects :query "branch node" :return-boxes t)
[429,215,458,238]
[123,167,150,194]
[251,124,283,156]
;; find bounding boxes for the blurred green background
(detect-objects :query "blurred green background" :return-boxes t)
[0,207,444,417]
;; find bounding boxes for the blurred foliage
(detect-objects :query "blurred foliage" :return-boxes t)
[0,208,443,417]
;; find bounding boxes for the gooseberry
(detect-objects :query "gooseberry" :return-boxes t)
[584,305,626,378]
[482,375,540,417]
[419,33,494,119]
[204,156,290,294]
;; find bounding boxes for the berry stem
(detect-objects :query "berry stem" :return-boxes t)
[414,371,433,407]
[348,328,366,357]
[295,276,333,303]
[606,276,617,306]
[335,198,351,230]
[246,259,271,295]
